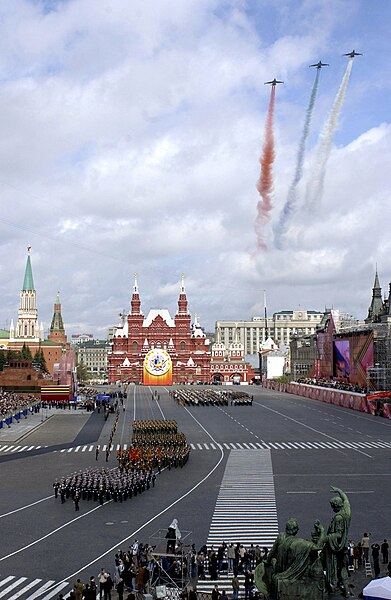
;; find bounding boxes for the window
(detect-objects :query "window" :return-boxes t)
[180,341,185,351]
[133,341,138,351]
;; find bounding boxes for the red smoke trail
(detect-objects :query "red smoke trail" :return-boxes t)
[255,85,276,251]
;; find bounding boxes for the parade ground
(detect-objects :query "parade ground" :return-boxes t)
[0,384,390,599]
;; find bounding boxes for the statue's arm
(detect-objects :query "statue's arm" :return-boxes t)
[330,486,350,510]
[313,520,326,550]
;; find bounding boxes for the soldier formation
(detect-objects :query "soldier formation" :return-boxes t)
[105,408,120,461]
[54,419,190,507]
[54,466,154,506]
[118,420,190,472]
[170,389,253,407]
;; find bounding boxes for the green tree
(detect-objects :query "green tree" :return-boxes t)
[21,343,32,359]
[33,349,49,373]
[77,361,89,381]
[39,349,48,373]
[7,348,21,362]
[0,351,7,371]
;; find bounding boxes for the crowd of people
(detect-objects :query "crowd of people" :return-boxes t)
[0,391,39,417]
[296,377,367,394]
[53,466,155,508]
[170,389,253,407]
[348,534,390,578]
[59,532,391,600]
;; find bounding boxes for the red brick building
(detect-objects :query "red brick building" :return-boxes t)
[211,330,255,385]
[108,276,211,385]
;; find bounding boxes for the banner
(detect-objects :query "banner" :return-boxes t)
[143,349,173,386]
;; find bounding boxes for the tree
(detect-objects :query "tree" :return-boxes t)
[77,361,89,381]
[7,348,21,362]
[21,343,32,360]
[33,349,48,373]
[0,351,7,371]
[39,349,48,373]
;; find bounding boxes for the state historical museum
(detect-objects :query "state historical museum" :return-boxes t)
[108,275,211,385]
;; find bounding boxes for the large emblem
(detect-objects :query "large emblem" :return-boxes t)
[144,349,171,377]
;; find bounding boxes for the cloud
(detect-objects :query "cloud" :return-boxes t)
[0,0,389,338]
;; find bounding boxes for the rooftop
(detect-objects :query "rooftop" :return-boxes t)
[143,309,175,328]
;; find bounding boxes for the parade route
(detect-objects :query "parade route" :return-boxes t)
[0,384,390,599]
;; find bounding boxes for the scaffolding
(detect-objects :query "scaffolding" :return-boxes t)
[289,320,391,388]
[149,529,193,595]
[367,323,391,391]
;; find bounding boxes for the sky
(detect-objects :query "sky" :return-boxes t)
[0,0,390,338]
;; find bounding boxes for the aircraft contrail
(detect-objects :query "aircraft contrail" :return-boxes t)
[255,85,276,251]
[275,68,321,248]
[305,59,353,208]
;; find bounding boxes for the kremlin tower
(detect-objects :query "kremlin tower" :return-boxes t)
[9,246,44,343]
[7,247,71,376]
[48,293,67,345]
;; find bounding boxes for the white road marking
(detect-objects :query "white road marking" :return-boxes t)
[0,578,27,598]
[0,496,53,519]
[7,578,42,600]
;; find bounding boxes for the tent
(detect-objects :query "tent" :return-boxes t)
[364,576,391,600]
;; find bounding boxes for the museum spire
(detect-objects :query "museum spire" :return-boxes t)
[177,273,188,315]
[131,272,142,315]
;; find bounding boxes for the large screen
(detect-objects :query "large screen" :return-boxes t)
[333,340,350,380]
[333,332,374,386]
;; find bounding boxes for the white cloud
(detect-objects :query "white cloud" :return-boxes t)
[0,0,389,337]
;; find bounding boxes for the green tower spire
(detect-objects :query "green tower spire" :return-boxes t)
[22,246,35,291]
[50,292,64,331]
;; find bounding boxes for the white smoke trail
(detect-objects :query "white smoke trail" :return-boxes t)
[305,59,353,208]
[275,68,320,248]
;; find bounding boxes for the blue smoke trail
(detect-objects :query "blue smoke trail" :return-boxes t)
[274,68,320,248]
[305,59,353,209]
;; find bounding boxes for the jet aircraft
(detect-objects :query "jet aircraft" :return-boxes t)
[264,79,284,86]
[343,49,363,58]
[310,61,329,69]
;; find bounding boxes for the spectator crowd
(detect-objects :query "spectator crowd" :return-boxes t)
[0,391,39,417]
[60,533,391,600]
[296,377,367,394]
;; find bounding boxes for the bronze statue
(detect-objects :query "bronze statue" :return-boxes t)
[255,519,326,599]
[323,487,351,598]
[254,487,351,600]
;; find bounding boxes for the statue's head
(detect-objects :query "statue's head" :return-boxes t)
[330,496,343,512]
[285,518,299,536]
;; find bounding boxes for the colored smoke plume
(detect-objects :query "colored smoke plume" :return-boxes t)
[305,59,353,208]
[255,85,276,251]
[275,68,320,248]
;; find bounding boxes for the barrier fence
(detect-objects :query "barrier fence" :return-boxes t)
[262,380,391,420]
[0,400,41,429]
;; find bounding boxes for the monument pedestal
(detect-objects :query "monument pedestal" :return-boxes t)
[277,576,324,600]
